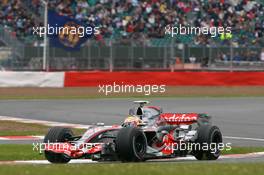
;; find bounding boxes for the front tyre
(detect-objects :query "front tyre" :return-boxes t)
[44,127,73,163]
[193,125,222,160]
[116,127,147,162]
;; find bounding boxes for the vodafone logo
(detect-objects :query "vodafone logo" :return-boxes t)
[161,113,198,122]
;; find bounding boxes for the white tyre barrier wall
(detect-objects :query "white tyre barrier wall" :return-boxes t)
[0,72,65,87]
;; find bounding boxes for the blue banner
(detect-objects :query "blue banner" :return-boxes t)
[48,10,93,51]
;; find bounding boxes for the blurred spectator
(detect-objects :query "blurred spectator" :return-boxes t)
[233,52,242,61]
[0,0,42,41]
[261,49,264,61]
[189,55,196,63]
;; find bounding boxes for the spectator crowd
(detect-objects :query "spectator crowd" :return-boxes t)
[0,0,263,46]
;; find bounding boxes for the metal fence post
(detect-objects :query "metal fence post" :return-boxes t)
[88,43,91,69]
[130,44,134,68]
[42,0,48,71]
[163,46,167,69]
[208,46,212,66]
[170,38,174,61]
[181,44,185,68]
[109,40,113,72]
[230,44,233,72]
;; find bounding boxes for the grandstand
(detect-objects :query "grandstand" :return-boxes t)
[0,0,263,71]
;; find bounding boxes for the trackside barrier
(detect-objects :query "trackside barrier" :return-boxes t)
[0,71,264,87]
[64,71,264,87]
[0,72,64,87]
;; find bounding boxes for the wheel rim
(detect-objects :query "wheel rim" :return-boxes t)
[62,132,72,141]
[211,130,222,156]
[132,134,146,158]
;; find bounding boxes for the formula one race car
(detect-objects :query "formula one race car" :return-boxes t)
[43,101,222,163]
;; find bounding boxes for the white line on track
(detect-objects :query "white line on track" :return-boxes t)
[15,159,97,164]
[0,116,90,129]
[0,136,44,140]
[223,136,264,142]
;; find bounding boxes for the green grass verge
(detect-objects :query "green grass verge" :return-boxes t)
[0,145,44,161]
[0,121,85,136]
[0,162,264,175]
[222,147,264,155]
[0,144,264,161]
[1,86,264,100]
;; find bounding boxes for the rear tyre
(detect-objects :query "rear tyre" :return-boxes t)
[116,127,147,162]
[193,125,222,160]
[44,127,73,163]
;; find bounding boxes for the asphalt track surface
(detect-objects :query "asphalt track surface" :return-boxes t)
[0,97,264,147]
